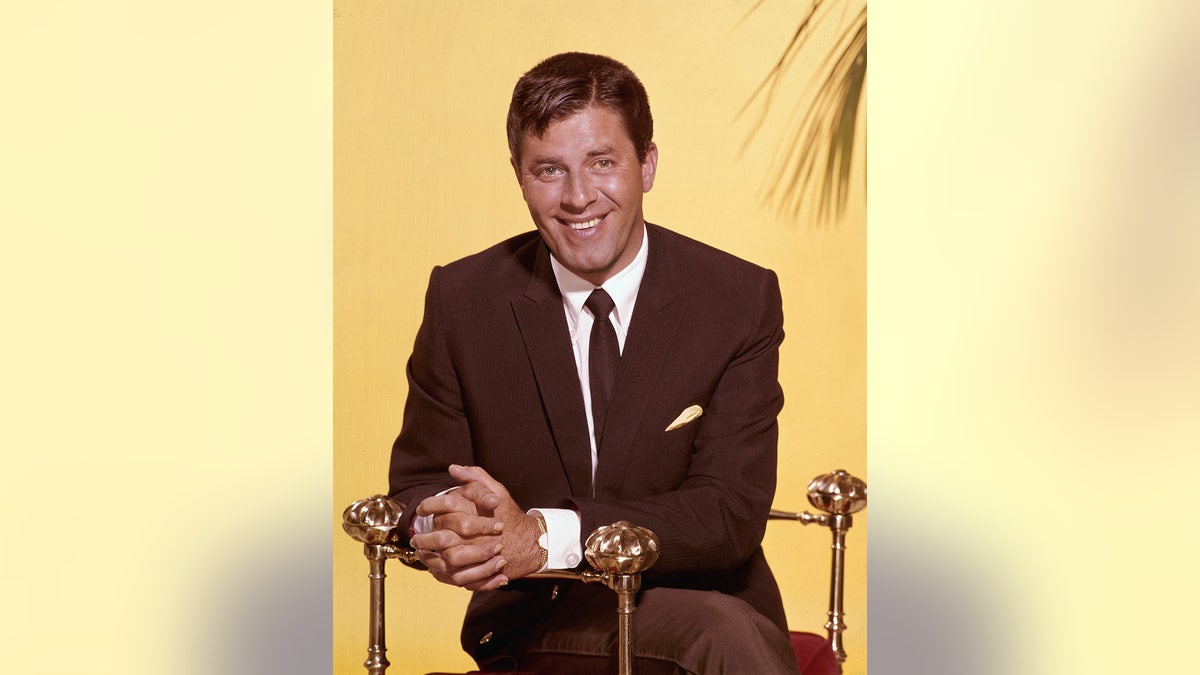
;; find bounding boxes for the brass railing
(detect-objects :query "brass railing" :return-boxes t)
[769,469,867,666]
[343,497,659,675]
[342,468,866,674]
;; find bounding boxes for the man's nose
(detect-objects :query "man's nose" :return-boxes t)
[560,172,596,211]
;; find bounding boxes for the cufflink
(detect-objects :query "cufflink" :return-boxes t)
[665,404,703,431]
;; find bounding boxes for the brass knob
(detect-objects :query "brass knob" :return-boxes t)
[584,521,660,574]
[342,494,406,545]
[807,470,867,515]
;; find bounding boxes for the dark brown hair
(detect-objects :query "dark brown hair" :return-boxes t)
[506,52,654,164]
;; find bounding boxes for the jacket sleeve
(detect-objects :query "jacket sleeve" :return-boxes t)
[386,266,474,538]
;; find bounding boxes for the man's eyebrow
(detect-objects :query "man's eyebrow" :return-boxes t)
[525,146,616,167]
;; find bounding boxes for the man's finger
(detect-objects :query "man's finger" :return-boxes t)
[418,549,445,573]
[421,547,508,590]
[415,490,478,517]
[456,480,502,512]
[410,530,462,552]
[442,540,503,569]
[449,464,507,496]
[447,556,509,589]
[463,572,509,592]
[433,511,504,537]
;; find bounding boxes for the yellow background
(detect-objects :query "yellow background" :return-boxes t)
[4,2,1199,675]
[333,2,866,674]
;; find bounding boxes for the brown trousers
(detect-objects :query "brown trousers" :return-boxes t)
[479,585,801,675]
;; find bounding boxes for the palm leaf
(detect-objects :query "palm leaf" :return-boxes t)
[740,1,867,227]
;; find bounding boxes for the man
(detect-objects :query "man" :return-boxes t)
[389,52,799,674]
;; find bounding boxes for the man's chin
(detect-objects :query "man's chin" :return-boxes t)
[560,257,618,284]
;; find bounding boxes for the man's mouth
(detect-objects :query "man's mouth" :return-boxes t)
[566,216,602,231]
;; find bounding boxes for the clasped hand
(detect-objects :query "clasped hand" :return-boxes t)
[410,464,543,591]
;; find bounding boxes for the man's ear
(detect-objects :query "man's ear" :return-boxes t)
[641,142,658,192]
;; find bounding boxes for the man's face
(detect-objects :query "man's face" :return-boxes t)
[513,105,657,286]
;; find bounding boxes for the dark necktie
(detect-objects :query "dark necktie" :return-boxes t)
[585,288,619,443]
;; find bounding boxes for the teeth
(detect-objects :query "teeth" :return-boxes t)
[569,217,602,230]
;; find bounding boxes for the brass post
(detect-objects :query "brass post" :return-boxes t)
[606,573,642,675]
[825,513,851,665]
[770,470,867,670]
[805,470,866,669]
[585,521,660,675]
[343,495,406,675]
[364,543,390,675]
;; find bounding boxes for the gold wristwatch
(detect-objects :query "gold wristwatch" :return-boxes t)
[532,512,549,571]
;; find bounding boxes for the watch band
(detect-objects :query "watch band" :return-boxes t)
[532,512,549,571]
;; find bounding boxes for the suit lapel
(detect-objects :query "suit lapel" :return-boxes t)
[511,242,594,498]
[594,225,684,491]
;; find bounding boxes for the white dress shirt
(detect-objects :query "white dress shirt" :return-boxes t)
[531,224,649,570]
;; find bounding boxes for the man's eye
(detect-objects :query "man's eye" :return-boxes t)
[538,166,563,176]
[595,159,613,169]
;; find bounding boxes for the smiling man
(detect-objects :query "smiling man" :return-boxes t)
[513,93,655,286]
[387,52,799,674]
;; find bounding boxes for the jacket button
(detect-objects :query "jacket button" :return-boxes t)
[550,585,559,600]
[479,631,493,645]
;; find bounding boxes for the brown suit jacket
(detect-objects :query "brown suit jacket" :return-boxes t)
[388,223,788,662]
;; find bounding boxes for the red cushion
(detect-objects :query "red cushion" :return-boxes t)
[789,631,839,675]
[427,665,599,675]
[427,633,838,675]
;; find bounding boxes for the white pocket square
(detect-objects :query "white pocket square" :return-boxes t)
[665,404,703,431]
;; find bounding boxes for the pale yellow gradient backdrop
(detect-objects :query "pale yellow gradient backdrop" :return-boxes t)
[3,1,332,674]
[870,1,1200,673]
[333,2,865,674]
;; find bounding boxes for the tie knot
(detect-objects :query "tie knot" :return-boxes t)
[585,288,615,320]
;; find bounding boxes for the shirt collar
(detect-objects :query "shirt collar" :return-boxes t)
[549,223,649,331]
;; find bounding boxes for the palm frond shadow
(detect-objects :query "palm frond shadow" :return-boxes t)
[739,1,867,228]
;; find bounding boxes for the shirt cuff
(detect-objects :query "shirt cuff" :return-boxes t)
[528,507,583,570]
